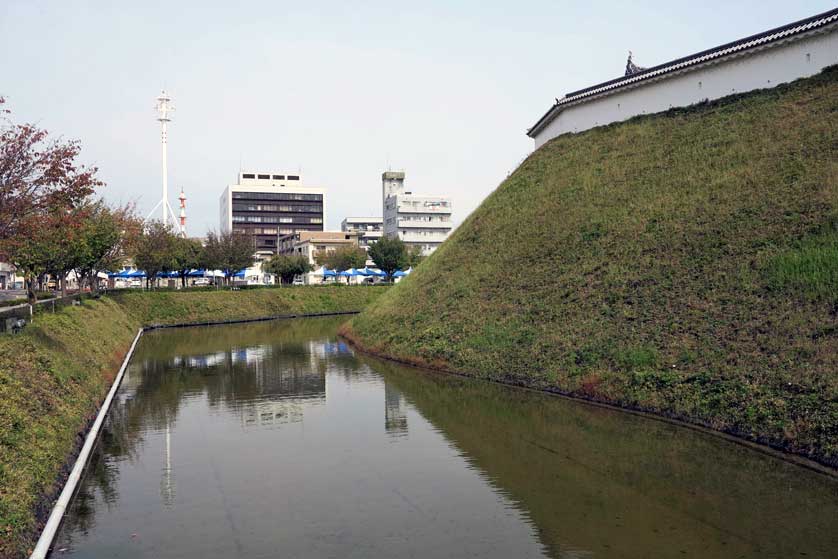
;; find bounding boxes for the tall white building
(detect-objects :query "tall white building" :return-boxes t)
[219,172,325,258]
[527,8,838,148]
[382,171,452,256]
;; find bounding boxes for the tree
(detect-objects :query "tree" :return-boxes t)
[9,207,84,302]
[134,221,178,289]
[368,236,408,279]
[0,98,105,302]
[73,201,141,293]
[405,245,425,269]
[264,254,312,285]
[171,236,204,287]
[0,98,102,242]
[203,231,254,285]
[315,245,367,271]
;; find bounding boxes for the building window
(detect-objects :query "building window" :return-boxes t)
[242,173,255,179]
[272,175,285,180]
[258,174,270,179]
[287,175,300,180]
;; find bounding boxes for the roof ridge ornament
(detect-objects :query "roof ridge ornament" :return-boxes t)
[625,50,646,76]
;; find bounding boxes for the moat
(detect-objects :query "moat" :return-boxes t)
[52,317,838,558]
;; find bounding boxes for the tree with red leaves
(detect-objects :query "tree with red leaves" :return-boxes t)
[0,98,104,302]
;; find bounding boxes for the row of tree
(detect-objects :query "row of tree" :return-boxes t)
[133,223,255,288]
[264,236,424,285]
[1,97,425,300]
[0,97,259,301]
[0,97,136,303]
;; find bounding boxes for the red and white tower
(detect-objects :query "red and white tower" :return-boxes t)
[178,188,187,237]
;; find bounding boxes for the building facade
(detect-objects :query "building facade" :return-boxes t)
[220,172,325,258]
[528,8,838,148]
[381,171,452,256]
[277,231,361,267]
[340,217,383,250]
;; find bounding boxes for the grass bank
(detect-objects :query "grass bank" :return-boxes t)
[0,286,385,558]
[344,66,838,467]
[111,285,388,326]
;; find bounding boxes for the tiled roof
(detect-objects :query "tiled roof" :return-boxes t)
[527,8,838,138]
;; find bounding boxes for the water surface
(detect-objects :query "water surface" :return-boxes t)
[53,317,838,558]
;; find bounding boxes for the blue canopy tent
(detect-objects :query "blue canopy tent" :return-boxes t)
[187,269,206,277]
[127,270,147,278]
[392,268,412,278]
[338,268,361,284]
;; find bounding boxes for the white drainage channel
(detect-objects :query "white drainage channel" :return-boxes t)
[30,328,144,559]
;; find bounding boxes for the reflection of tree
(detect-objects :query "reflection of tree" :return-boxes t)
[62,316,347,536]
[362,356,838,559]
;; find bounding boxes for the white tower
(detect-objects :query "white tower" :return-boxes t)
[147,91,179,226]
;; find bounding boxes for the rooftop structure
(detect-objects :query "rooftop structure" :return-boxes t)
[528,8,838,147]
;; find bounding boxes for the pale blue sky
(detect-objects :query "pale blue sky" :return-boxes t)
[1,1,833,234]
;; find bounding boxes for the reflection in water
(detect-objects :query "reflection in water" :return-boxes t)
[52,317,838,559]
[384,382,408,439]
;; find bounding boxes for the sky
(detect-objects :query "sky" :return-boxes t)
[1,1,834,235]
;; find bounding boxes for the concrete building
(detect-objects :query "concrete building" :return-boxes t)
[277,231,362,282]
[340,217,383,250]
[0,263,21,290]
[528,8,838,148]
[382,171,452,256]
[220,172,325,258]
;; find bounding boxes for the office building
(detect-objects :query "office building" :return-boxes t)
[220,172,325,258]
[382,171,452,256]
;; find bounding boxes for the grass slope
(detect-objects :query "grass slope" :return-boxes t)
[112,285,388,326]
[344,67,838,467]
[0,286,385,558]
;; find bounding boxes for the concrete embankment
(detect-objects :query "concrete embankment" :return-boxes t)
[0,286,386,559]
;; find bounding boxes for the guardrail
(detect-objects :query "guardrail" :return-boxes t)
[0,292,97,334]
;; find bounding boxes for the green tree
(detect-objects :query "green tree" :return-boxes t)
[172,236,205,287]
[315,245,367,271]
[368,236,408,280]
[404,245,425,269]
[134,221,178,289]
[264,254,312,285]
[203,231,255,285]
[73,201,140,293]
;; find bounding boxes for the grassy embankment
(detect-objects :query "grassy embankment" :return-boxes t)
[343,66,838,467]
[0,286,385,558]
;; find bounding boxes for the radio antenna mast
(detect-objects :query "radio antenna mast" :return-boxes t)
[146,90,179,226]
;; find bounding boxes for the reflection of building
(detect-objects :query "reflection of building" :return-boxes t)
[384,382,408,439]
[382,171,452,256]
[242,347,327,429]
[219,172,325,258]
